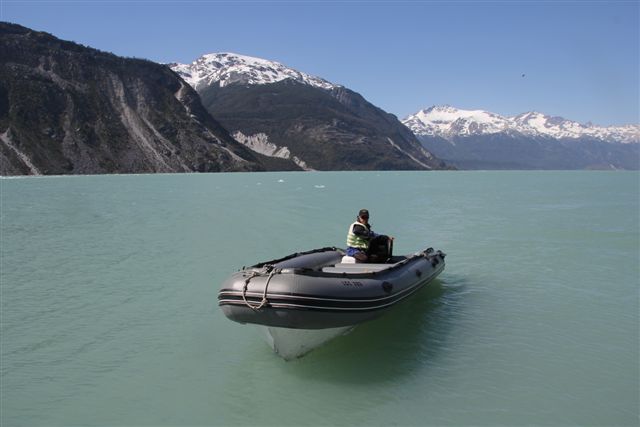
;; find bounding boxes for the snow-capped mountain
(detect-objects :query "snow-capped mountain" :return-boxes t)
[404,106,639,144]
[170,52,339,92]
[405,106,639,170]
[167,53,447,171]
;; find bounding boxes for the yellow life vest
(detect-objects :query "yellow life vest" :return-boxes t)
[346,221,370,249]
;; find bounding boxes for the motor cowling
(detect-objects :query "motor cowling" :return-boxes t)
[367,235,393,263]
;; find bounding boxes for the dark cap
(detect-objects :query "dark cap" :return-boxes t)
[358,209,369,218]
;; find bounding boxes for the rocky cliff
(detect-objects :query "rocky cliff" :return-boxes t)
[0,23,264,175]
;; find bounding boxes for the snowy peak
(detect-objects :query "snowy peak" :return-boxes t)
[512,111,585,136]
[170,52,339,91]
[404,106,639,144]
[404,105,510,137]
[511,111,639,142]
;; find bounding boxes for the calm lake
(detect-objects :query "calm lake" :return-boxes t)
[1,171,638,426]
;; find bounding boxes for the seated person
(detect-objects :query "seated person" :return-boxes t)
[346,209,393,263]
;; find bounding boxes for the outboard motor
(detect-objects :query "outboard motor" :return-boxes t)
[367,235,393,263]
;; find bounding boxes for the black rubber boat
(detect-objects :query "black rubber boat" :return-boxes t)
[217,245,446,359]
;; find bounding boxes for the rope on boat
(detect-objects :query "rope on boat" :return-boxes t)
[242,266,278,311]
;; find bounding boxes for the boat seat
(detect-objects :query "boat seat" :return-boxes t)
[322,263,393,274]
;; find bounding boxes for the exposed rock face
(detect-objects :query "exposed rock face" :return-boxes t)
[232,131,311,170]
[0,23,264,175]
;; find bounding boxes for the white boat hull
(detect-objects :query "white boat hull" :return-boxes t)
[259,325,354,360]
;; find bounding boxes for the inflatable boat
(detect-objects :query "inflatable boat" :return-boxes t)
[218,245,446,359]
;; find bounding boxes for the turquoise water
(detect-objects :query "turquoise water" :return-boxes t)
[1,171,638,426]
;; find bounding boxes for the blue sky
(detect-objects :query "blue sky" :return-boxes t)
[2,0,638,126]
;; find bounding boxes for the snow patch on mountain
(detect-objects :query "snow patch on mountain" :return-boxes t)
[170,53,338,91]
[404,106,639,144]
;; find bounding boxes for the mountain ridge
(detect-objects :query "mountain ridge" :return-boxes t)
[171,53,448,171]
[169,53,338,92]
[404,105,639,144]
[404,106,639,170]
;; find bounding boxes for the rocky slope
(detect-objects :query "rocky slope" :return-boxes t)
[171,53,448,171]
[0,23,265,175]
[404,106,639,170]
